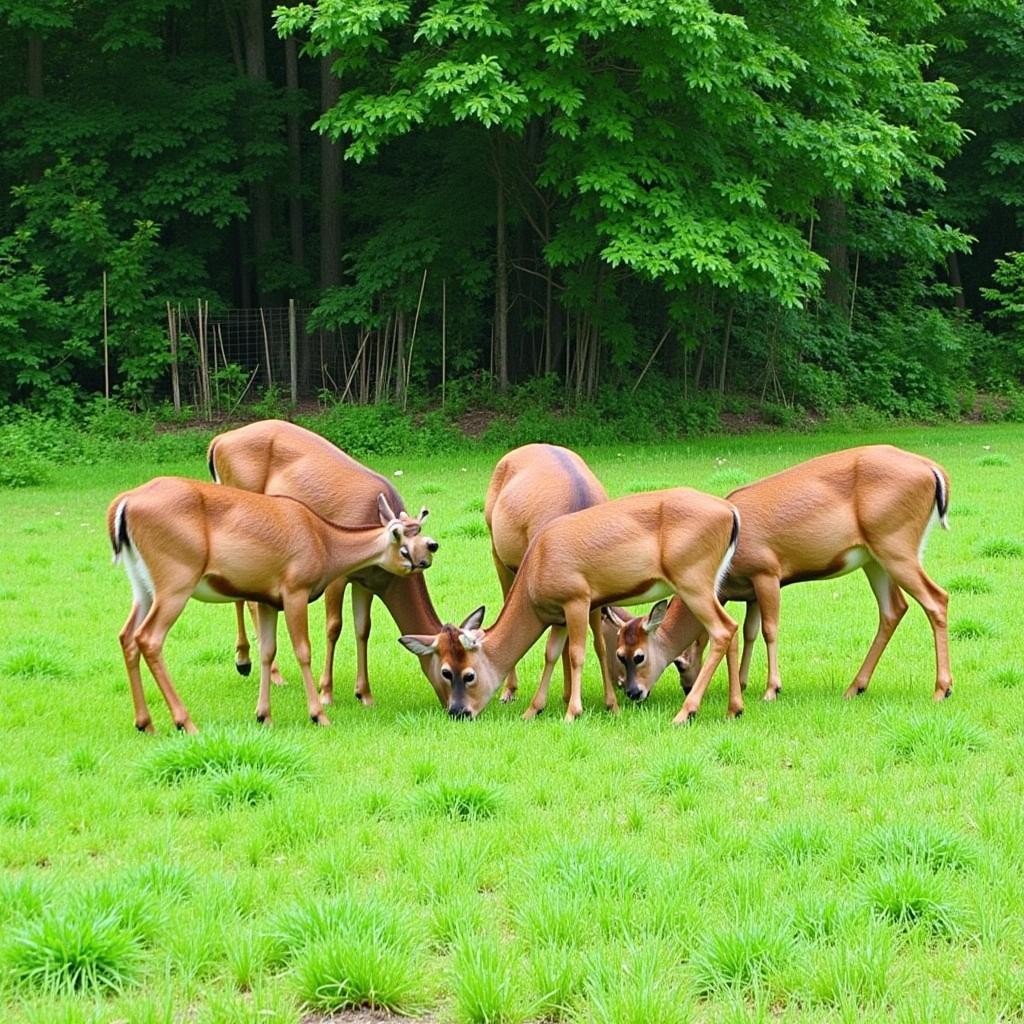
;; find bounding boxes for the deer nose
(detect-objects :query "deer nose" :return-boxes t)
[625,683,646,702]
[418,558,430,568]
[448,704,471,720]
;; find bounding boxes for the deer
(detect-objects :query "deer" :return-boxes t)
[398,487,742,724]
[485,444,622,713]
[107,476,437,733]
[207,420,446,707]
[608,445,952,705]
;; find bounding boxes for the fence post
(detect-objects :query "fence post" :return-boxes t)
[167,301,181,413]
[102,271,110,400]
[289,298,298,404]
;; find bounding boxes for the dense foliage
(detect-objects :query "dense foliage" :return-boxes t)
[1,0,1022,417]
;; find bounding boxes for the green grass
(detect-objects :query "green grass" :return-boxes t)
[0,422,1022,1021]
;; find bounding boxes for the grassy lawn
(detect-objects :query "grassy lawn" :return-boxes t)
[1,422,1023,1023]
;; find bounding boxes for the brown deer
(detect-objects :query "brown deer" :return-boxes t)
[208,420,445,706]
[610,445,952,704]
[485,444,622,711]
[398,488,742,723]
[108,477,436,733]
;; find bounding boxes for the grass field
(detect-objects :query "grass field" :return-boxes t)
[1,422,1023,1024]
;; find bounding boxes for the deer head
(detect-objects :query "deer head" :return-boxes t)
[377,494,439,575]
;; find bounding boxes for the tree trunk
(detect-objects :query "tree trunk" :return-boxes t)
[718,302,734,394]
[284,36,304,277]
[819,193,850,311]
[494,135,509,393]
[27,33,43,97]
[947,251,965,311]
[320,54,342,292]
[242,0,273,302]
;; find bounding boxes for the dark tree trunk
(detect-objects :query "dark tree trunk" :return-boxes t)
[494,134,509,393]
[819,193,850,311]
[242,0,273,301]
[284,36,304,278]
[27,34,42,97]
[947,252,965,311]
[319,54,342,291]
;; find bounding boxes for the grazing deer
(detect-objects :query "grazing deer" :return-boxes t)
[610,445,952,704]
[485,444,622,712]
[108,477,436,733]
[208,420,445,706]
[399,488,742,723]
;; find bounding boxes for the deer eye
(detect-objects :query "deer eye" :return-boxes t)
[441,667,453,681]
[400,546,410,558]
[616,652,626,664]
[463,671,476,685]
[633,653,645,665]
[427,540,439,553]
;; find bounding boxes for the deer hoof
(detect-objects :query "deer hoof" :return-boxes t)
[499,690,517,704]
[311,712,332,727]
[236,661,252,677]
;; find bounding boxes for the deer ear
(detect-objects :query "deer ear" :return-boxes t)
[460,606,486,631]
[419,507,429,522]
[399,634,437,657]
[378,493,397,525]
[603,606,628,628]
[644,599,670,633]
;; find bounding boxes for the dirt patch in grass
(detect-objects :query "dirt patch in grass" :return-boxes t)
[302,1011,439,1024]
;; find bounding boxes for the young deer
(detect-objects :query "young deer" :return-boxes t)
[610,445,952,704]
[399,488,742,723]
[108,477,436,733]
[208,420,445,706]
[485,444,621,711]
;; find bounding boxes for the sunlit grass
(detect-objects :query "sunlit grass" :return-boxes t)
[0,423,1021,1022]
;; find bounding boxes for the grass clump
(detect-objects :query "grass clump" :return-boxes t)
[586,942,692,1024]
[417,780,502,821]
[979,537,1024,559]
[204,765,283,809]
[852,822,977,873]
[143,726,309,785]
[643,752,704,795]
[976,452,1010,467]
[1,791,38,827]
[759,820,831,866]
[805,921,895,1007]
[690,918,792,994]
[991,668,1024,689]
[451,932,523,1024]
[861,863,962,934]
[880,710,985,764]
[950,617,996,640]
[626,479,676,494]
[451,518,489,539]
[2,648,63,679]
[944,573,993,595]
[1,904,142,995]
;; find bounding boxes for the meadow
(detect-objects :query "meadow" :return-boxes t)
[1,422,1023,1024]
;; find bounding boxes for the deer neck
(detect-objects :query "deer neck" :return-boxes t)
[378,573,443,634]
[659,600,704,659]
[482,574,548,681]
[320,520,392,580]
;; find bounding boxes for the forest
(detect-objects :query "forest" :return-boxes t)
[2,0,1024,422]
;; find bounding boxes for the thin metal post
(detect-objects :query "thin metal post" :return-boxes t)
[289,298,298,404]
[102,271,109,400]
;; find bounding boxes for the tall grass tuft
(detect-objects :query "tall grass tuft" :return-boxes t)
[204,765,283,809]
[2,648,63,679]
[2,904,142,995]
[690,918,792,994]
[643,752,705,795]
[805,920,895,1007]
[852,822,977,872]
[143,726,309,785]
[759,819,831,866]
[979,537,1024,559]
[451,931,524,1024]
[708,467,753,493]
[950,617,996,640]
[527,942,586,1020]
[861,862,963,934]
[417,779,502,821]
[586,940,693,1024]
[944,573,993,595]
[880,710,985,764]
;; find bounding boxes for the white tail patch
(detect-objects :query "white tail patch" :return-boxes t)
[715,510,740,595]
[932,468,949,531]
[114,505,155,608]
[918,505,940,563]
[112,499,127,564]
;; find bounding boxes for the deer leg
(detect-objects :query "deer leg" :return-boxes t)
[737,601,760,691]
[234,601,252,677]
[120,599,155,733]
[282,592,331,725]
[492,550,521,703]
[524,627,566,721]
[842,557,924,699]
[254,603,278,725]
[249,600,285,686]
[671,588,738,724]
[350,582,374,706]
[563,601,591,722]
[318,577,347,706]
[134,590,197,733]
[590,607,619,713]
[750,577,782,701]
